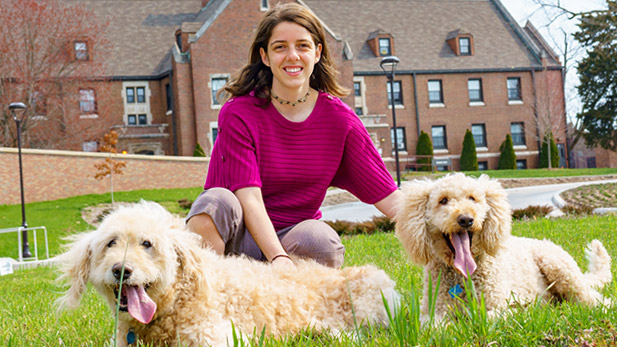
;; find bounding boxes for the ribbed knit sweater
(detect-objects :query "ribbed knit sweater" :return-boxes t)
[205,91,397,230]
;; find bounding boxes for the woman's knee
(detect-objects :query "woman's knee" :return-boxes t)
[283,220,345,268]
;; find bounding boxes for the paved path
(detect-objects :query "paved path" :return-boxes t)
[320,179,617,222]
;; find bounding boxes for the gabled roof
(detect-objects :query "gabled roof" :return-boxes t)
[302,0,560,73]
[75,0,204,78]
[523,21,561,66]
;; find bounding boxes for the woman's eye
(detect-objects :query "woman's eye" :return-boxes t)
[107,239,116,248]
[439,198,448,205]
[142,240,152,249]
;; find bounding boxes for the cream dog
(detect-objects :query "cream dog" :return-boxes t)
[57,201,398,346]
[395,173,612,322]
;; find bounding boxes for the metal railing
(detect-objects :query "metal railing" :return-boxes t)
[0,226,49,263]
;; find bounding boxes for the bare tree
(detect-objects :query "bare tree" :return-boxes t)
[94,130,127,207]
[0,0,115,150]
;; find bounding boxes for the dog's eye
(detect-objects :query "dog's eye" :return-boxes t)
[439,197,448,205]
[469,196,476,201]
[107,239,116,248]
[142,240,152,249]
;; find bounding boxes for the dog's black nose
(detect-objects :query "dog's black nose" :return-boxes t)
[457,215,474,228]
[112,263,133,281]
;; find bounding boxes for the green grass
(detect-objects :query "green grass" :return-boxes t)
[0,188,616,346]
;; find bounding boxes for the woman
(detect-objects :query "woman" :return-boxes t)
[186,3,401,268]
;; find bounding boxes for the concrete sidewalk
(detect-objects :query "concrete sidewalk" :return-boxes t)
[321,179,617,222]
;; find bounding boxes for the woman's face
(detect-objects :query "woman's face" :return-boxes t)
[260,21,322,95]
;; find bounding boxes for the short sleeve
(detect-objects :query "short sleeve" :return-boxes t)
[330,116,397,204]
[204,103,262,191]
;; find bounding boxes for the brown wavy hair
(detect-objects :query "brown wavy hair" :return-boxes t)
[221,3,348,103]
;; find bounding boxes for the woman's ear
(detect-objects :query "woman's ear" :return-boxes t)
[315,43,322,63]
[395,179,434,265]
[260,47,270,67]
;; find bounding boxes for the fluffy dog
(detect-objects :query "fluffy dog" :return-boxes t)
[395,173,612,322]
[57,201,398,347]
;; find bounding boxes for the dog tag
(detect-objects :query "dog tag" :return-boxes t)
[449,284,463,298]
[127,329,136,345]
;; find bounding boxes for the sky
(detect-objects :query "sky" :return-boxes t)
[500,0,607,121]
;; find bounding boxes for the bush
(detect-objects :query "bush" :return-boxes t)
[325,216,395,235]
[177,198,193,210]
[193,142,206,157]
[498,134,517,170]
[539,132,560,168]
[416,130,433,172]
[512,205,553,220]
[561,204,594,216]
[460,129,478,171]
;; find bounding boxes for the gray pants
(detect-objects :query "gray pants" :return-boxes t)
[186,188,345,268]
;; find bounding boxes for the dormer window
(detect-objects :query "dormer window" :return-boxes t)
[446,30,474,56]
[379,38,391,56]
[367,30,395,57]
[74,41,89,61]
[459,37,471,55]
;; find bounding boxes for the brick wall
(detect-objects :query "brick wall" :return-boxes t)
[0,148,209,205]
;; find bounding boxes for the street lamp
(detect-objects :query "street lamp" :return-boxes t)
[380,56,401,187]
[10,102,32,259]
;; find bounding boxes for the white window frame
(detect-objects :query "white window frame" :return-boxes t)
[260,0,269,11]
[122,81,151,125]
[353,76,367,116]
[210,74,229,109]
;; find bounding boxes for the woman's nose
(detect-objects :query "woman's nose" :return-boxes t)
[286,47,300,61]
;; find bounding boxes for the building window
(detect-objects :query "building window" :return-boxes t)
[428,80,443,104]
[478,161,488,171]
[136,87,145,103]
[516,159,527,170]
[387,80,402,105]
[126,87,135,103]
[507,77,522,101]
[82,141,98,152]
[74,41,89,61]
[354,107,363,116]
[471,124,487,147]
[432,125,447,150]
[459,37,471,55]
[391,127,407,152]
[165,83,172,111]
[468,79,483,103]
[211,77,228,106]
[260,0,269,11]
[31,91,47,117]
[510,122,526,146]
[79,89,96,114]
[379,38,391,56]
[127,114,148,125]
[354,82,361,97]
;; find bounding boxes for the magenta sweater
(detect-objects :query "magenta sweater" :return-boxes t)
[205,91,397,230]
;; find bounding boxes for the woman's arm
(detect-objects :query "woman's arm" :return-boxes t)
[235,187,294,266]
[374,189,403,219]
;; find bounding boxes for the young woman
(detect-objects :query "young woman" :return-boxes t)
[186,3,401,268]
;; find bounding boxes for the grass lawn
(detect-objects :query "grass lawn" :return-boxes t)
[0,169,616,346]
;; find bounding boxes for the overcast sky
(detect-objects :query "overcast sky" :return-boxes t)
[500,0,607,120]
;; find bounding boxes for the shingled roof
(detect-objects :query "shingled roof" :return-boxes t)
[302,0,559,73]
[76,0,203,78]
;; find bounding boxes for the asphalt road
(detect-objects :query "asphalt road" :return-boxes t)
[320,179,617,222]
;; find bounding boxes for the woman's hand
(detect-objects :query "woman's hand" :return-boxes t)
[270,253,295,268]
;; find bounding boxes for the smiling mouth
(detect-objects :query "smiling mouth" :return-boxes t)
[284,67,302,73]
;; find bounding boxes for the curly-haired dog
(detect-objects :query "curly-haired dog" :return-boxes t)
[395,173,612,322]
[57,201,398,347]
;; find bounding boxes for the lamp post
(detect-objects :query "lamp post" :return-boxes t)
[380,56,401,187]
[10,102,32,259]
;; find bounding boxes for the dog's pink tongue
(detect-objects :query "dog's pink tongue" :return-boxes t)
[451,231,477,278]
[125,285,156,324]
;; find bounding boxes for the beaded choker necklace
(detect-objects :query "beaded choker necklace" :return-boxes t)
[272,91,310,106]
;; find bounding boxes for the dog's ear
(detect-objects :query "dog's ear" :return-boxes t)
[478,175,511,256]
[56,231,93,310]
[395,179,434,265]
[171,228,206,281]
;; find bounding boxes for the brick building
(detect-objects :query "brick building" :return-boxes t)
[8,0,574,170]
